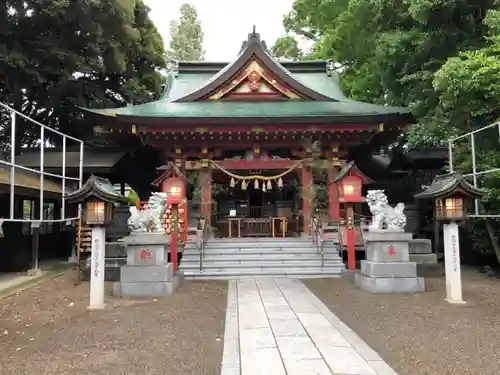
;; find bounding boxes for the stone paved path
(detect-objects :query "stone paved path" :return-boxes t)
[221,278,398,375]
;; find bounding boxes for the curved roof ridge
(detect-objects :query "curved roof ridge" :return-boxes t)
[159,73,175,100]
[173,29,335,102]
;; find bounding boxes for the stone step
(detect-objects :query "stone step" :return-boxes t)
[182,249,340,258]
[185,246,338,254]
[181,254,342,263]
[202,240,319,249]
[182,267,344,280]
[180,260,344,270]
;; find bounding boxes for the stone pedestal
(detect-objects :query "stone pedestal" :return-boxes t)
[355,231,425,293]
[113,232,181,298]
[409,239,438,264]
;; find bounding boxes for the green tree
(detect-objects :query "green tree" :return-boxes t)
[0,0,165,149]
[271,35,303,60]
[283,0,500,263]
[283,0,495,145]
[165,3,204,67]
[432,10,500,264]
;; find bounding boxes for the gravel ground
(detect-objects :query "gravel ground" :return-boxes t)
[305,267,500,375]
[0,272,227,375]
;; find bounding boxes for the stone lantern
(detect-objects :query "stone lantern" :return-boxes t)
[66,175,128,310]
[415,172,485,303]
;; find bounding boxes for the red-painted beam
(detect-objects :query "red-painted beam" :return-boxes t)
[140,123,377,133]
[214,159,298,170]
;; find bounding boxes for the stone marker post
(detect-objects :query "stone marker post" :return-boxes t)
[442,222,464,303]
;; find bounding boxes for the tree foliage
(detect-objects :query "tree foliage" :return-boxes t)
[271,35,303,60]
[283,0,495,144]
[0,0,166,148]
[282,0,500,261]
[165,3,204,66]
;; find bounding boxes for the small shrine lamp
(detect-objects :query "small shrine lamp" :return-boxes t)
[66,175,128,310]
[415,172,485,304]
[164,177,186,273]
[337,174,364,271]
[84,201,113,225]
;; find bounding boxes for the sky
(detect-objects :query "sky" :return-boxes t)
[143,0,296,61]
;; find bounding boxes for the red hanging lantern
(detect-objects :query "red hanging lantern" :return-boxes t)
[165,177,185,205]
[338,175,363,203]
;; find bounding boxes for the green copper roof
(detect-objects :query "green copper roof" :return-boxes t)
[86,100,410,119]
[161,72,215,101]
[82,30,413,123]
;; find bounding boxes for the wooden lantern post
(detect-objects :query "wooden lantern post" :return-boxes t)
[415,172,485,304]
[164,177,186,273]
[338,175,363,271]
[65,175,128,310]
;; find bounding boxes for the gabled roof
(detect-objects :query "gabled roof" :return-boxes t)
[81,29,414,125]
[174,31,332,101]
[65,175,129,204]
[331,161,374,184]
[160,61,351,102]
[414,172,486,200]
[151,163,187,187]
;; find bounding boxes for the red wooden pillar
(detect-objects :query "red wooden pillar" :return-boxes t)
[328,167,340,221]
[346,205,356,270]
[178,159,188,243]
[201,167,212,224]
[301,166,313,233]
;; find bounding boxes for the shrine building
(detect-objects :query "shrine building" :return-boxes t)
[83,29,414,238]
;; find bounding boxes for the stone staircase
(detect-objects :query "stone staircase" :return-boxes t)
[179,237,345,280]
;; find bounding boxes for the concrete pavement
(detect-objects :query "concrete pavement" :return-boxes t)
[221,278,398,375]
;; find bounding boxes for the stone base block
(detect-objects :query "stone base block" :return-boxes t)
[342,269,356,281]
[364,232,413,262]
[409,239,432,254]
[121,264,173,283]
[81,267,121,282]
[125,244,168,266]
[417,263,444,277]
[113,276,181,298]
[410,253,438,264]
[355,273,425,293]
[106,242,126,257]
[26,268,44,277]
[361,260,417,278]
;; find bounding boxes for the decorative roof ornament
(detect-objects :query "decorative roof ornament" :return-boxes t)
[248,70,261,91]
